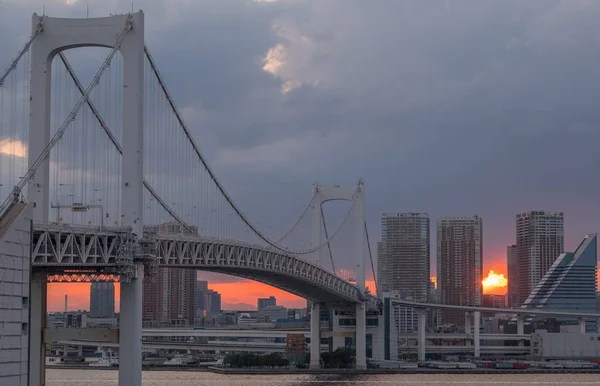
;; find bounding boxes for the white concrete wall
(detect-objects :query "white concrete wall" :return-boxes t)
[531,332,600,358]
[0,204,31,386]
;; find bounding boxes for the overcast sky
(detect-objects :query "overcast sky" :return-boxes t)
[2,1,600,307]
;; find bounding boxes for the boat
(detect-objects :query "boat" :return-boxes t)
[90,349,119,367]
[162,354,197,366]
[45,356,62,366]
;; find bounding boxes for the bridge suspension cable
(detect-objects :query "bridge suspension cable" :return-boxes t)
[365,221,377,294]
[56,51,195,235]
[0,15,133,218]
[321,205,336,273]
[0,18,43,87]
[144,44,356,255]
[274,190,317,243]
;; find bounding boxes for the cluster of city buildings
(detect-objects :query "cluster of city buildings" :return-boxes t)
[58,280,308,330]
[56,212,599,334]
[378,211,599,333]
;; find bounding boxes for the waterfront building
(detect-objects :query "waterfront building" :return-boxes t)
[523,234,598,332]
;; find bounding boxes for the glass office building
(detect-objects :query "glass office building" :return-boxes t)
[522,234,598,332]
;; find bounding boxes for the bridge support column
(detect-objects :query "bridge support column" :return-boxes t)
[473,311,480,358]
[29,272,47,386]
[417,309,427,363]
[119,264,143,386]
[517,316,524,347]
[579,318,587,333]
[464,311,471,334]
[355,302,366,369]
[310,302,321,369]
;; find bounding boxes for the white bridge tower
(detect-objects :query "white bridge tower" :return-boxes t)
[309,179,368,369]
[28,13,145,386]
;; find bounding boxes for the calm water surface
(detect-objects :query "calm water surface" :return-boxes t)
[46,369,600,385]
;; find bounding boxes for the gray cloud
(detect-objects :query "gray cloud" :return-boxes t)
[2,0,600,279]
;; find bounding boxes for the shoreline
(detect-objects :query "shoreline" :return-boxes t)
[47,366,600,375]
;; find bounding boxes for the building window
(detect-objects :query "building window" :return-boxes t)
[339,318,356,326]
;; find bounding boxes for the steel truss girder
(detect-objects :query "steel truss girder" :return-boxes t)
[31,223,136,281]
[150,235,380,309]
[46,273,120,283]
[30,224,380,309]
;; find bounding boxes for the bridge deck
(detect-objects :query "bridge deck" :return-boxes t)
[30,223,380,309]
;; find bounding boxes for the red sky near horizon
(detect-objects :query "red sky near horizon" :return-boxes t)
[47,279,378,312]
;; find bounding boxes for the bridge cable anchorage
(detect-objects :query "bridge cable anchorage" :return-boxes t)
[321,204,336,273]
[59,51,194,235]
[145,44,357,255]
[274,190,318,243]
[0,14,134,219]
[0,17,43,88]
[364,220,377,295]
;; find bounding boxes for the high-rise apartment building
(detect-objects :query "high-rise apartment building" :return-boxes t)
[516,211,564,305]
[378,213,430,332]
[90,282,115,318]
[437,216,483,326]
[258,296,277,311]
[169,267,197,325]
[142,222,198,326]
[143,268,169,326]
[507,245,518,308]
[378,213,430,298]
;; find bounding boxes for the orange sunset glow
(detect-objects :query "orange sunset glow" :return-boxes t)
[482,270,508,295]
[47,279,379,312]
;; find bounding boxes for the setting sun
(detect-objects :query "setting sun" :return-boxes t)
[482,270,508,294]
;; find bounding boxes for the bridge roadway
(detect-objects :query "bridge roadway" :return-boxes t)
[400,346,530,355]
[31,222,380,309]
[399,334,531,341]
[142,328,310,338]
[145,329,530,342]
[392,299,600,319]
[57,340,330,354]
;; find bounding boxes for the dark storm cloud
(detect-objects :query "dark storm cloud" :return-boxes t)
[2,0,600,276]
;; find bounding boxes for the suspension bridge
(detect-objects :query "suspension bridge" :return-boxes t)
[0,12,382,385]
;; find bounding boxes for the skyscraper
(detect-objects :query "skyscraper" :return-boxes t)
[507,245,518,308]
[516,211,564,305]
[378,213,430,298]
[378,213,430,332]
[90,282,115,318]
[196,280,208,316]
[258,296,277,311]
[437,216,483,326]
[205,289,222,317]
[142,221,198,326]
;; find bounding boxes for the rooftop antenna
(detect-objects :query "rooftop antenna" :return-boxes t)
[43,4,45,16]
[132,3,134,13]
[86,1,89,18]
